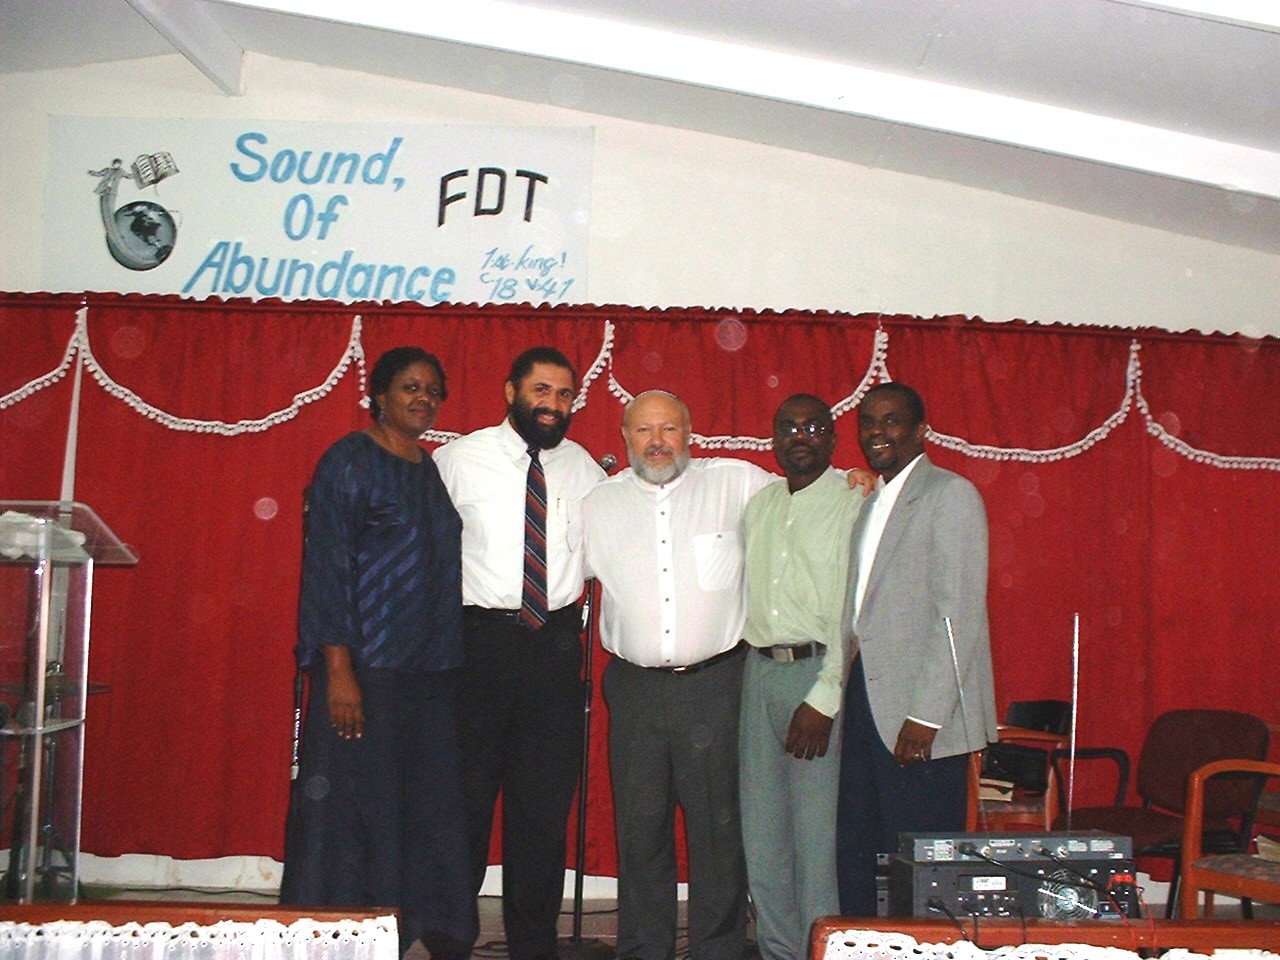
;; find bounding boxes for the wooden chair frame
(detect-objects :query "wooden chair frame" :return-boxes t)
[967,725,1068,831]
[1179,758,1280,918]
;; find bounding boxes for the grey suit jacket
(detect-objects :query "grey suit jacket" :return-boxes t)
[842,454,997,759]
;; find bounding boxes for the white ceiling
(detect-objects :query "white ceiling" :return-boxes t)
[4,0,1279,253]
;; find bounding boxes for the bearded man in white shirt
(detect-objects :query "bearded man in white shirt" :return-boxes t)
[434,347,605,960]
[583,390,772,960]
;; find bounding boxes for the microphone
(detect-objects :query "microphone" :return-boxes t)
[598,453,618,473]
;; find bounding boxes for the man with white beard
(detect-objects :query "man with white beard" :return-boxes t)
[583,390,772,960]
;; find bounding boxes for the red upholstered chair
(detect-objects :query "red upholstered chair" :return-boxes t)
[1179,759,1280,917]
[1051,708,1269,917]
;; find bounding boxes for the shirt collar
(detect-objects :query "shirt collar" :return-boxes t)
[498,416,560,462]
[788,465,841,497]
[628,460,692,498]
[875,452,924,499]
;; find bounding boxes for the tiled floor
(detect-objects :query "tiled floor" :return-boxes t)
[461,898,623,960]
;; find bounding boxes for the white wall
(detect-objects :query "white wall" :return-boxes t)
[3,52,1278,336]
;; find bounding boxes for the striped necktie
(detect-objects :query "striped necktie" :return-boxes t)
[520,445,549,629]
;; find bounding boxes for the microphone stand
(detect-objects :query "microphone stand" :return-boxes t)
[292,487,312,782]
[559,578,614,960]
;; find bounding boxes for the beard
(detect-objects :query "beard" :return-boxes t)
[629,443,691,485]
[509,396,571,450]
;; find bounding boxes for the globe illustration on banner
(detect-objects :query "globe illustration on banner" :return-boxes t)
[90,153,180,272]
[110,201,176,269]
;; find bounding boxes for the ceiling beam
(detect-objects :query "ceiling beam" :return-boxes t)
[220,0,1279,200]
[125,0,245,95]
[1108,0,1280,34]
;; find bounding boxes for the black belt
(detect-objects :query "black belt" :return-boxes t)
[644,642,744,675]
[464,605,580,630]
[755,641,825,663]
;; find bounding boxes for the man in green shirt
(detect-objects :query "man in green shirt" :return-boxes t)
[740,394,864,960]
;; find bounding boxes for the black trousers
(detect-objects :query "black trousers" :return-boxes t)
[456,606,585,960]
[834,654,968,917]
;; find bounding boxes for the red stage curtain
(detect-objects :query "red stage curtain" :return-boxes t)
[0,296,81,499]
[1,294,1278,874]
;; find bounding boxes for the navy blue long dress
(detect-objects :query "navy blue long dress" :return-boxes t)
[281,432,476,957]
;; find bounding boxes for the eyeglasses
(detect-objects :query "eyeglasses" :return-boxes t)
[778,421,829,439]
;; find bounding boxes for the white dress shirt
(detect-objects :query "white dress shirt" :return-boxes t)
[854,452,924,620]
[434,418,605,611]
[583,458,772,668]
[853,451,937,729]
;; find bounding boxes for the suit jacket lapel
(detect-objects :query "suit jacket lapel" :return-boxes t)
[858,455,934,626]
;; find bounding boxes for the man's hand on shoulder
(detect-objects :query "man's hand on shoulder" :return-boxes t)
[785,702,834,760]
[846,467,876,496]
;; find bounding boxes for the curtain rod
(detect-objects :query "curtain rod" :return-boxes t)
[2,292,1273,351]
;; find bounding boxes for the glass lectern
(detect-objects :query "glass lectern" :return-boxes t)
[0,501,137,901]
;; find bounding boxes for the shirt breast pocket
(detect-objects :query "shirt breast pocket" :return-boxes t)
[549,497,579,555]
[693,531,743,592]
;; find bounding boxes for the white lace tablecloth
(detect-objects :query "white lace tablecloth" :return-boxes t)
[0,917,399,960]
[821,927,1280,960]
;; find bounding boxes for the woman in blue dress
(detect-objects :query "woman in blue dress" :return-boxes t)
[282,346,476,959]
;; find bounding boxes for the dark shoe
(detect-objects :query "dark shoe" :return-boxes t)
[421,932,473,960]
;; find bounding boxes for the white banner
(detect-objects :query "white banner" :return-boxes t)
[43,118,592,305]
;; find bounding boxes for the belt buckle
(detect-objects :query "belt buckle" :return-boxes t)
[669,663,692,674]
[769,643,817,662]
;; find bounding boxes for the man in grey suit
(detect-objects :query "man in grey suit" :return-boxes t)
[834,381,997,916]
